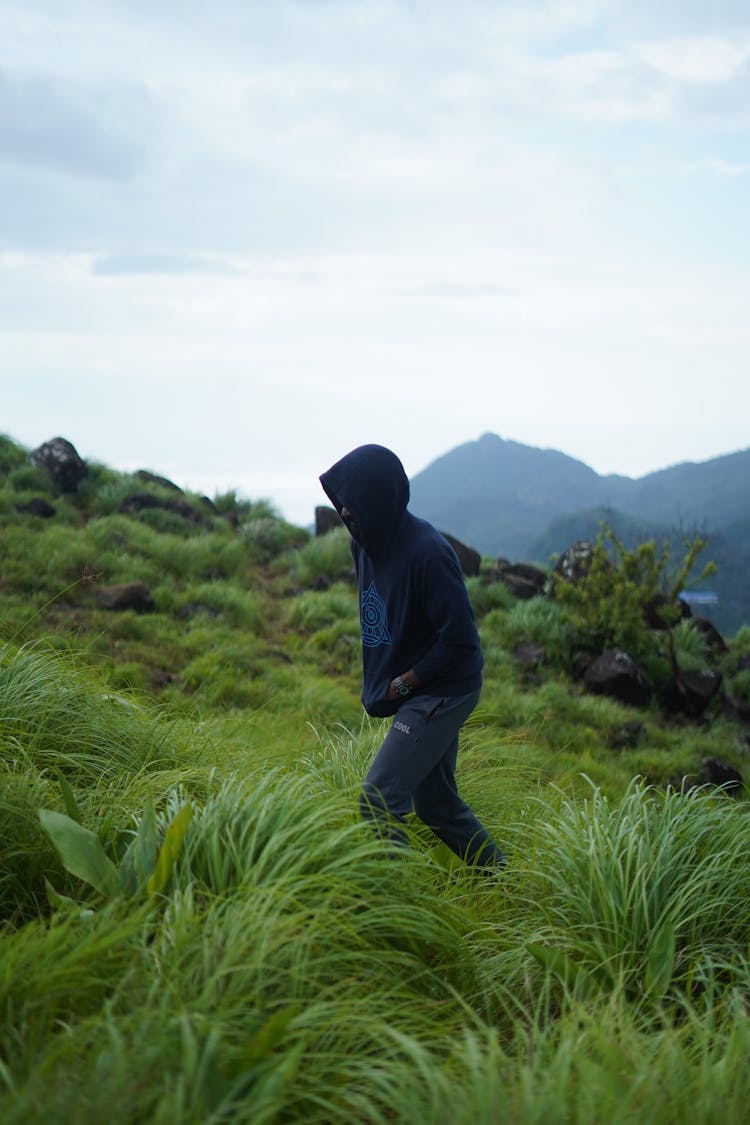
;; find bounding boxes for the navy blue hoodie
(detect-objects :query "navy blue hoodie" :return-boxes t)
[319,444,483,718]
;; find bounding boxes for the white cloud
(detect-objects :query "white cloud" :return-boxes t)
[683,158,750,177]
[2,1,750,523]
[639,36,750,83]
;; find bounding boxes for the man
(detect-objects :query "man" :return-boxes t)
[320,443,505,872]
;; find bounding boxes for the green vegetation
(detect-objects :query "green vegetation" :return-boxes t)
[550,525,716,682]
[2,434,750,1122]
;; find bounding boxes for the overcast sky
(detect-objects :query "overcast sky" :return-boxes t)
[2,0,749,525]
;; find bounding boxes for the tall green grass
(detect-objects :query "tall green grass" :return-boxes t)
[3,435,750,1120]
[523,779,750,1004]
[3,736,750,1122]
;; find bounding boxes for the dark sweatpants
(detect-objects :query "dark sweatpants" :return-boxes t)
[360,689,505,869]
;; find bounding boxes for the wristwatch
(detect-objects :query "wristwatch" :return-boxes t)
[393,676,413,697]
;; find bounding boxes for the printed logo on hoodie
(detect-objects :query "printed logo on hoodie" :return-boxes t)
[360,582,392,648]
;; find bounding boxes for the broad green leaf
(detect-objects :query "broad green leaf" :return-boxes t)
[44,876,81,913]
[39,809,119,899]
[57,775,83,824]
[646,919,676,997]
[147,803,193,897]
[119,801,158,894]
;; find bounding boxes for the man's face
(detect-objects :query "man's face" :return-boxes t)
[340,506,363,542]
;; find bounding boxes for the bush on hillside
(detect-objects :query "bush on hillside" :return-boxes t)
[285,527,354,589]
[0,435,27,474]
[551,525,716,678]
[240,515,309,562]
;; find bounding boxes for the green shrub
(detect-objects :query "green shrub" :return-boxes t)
[181,638,269,708]
[0,435,27,474]
[466,576,515,618]
[240,515,309,562]
[552,526,715,664]
[481,598,573,668]
[286,587,357,633]
[4,463,50,494]
[727,668,750,704]
[286,528,354,588]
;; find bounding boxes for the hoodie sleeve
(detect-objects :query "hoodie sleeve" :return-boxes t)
[410,538,482,687]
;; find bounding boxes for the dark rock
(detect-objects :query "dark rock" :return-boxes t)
[121,492,162,514]
[201,496,219,514]
[120,492,200,523]
[311,566,356,591]
[644,593,692,629]
[504,575,540,600]
[494,561,546,600]
[734,732,750,756]
[583,649,652,707]
[175,602,221,620]
[666,773,702,796]
[552,540,598,586]
[513,640,545,668]
[152,671,175,689]
[610,720,645,749]
[17,498,56,518]
[699,757,744,794]
[29,437,87,493]
[315,506,343,536]
[96,581,154,613]
[504,562,547,587]
[136,470,183,493]
[571,650,597,680]
[691,616,727,659]
[440,533,481,578]
[725,695,750,724]
[661,669,723,719]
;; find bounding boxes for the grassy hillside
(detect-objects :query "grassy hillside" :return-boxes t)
[2,435,750,1123]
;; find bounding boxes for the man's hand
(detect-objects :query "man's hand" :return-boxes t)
[386,670,419,701]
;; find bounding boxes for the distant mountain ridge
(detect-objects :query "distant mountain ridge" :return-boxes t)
[409,433,750,635]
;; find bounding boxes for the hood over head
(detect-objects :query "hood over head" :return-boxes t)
[319,444,410,555]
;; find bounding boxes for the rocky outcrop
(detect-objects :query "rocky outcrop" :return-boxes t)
[644,593,692,629]
[552,540,598,585]
[17,498,56,518]
[441,533,481,578]
[609,720,645,749]
[315,506,343,536]
[493,560,546,600]
[699,757,744,794]
[120,492,201,523]
[96,581,154,613]
[584,649,652,707]
[29,437,87,493]
[135,470,183,492]
[691,616,728,659]
[661,669,723,719]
